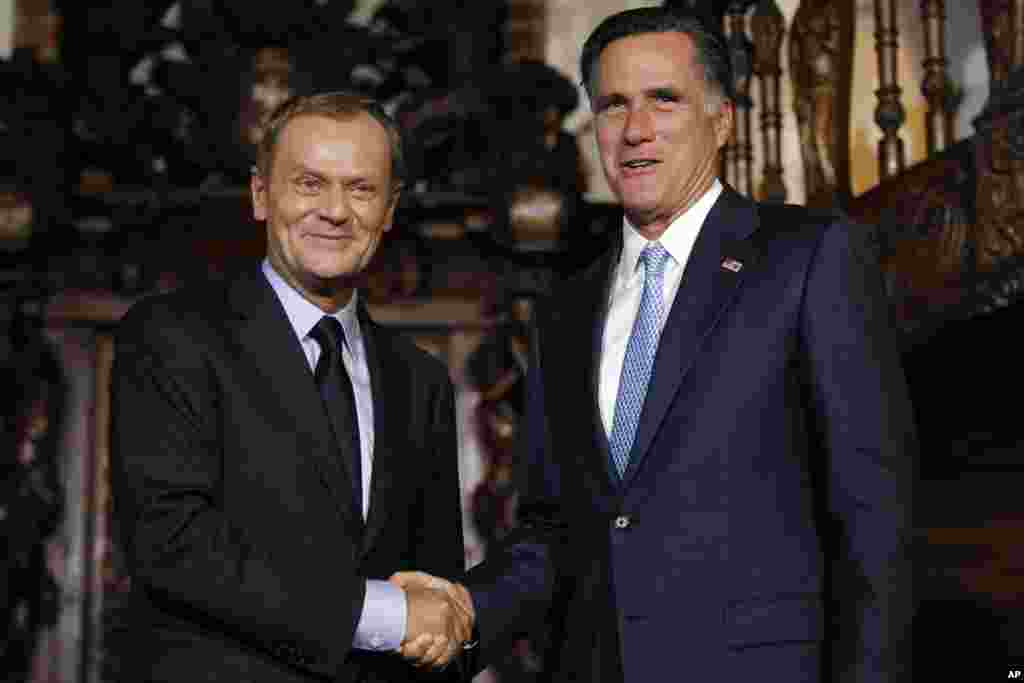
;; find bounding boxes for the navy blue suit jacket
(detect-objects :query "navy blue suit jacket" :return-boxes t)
[467,187,915,682]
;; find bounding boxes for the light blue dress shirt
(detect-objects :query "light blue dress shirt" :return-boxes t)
[263,260,406,653]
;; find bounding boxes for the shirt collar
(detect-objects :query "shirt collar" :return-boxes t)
[261,259,362,355]
[617,179,723,282]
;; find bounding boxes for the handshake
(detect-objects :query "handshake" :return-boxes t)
[389,570,476,670]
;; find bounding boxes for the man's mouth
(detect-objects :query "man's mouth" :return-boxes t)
[622,159,658,169]
[308,230,355,240]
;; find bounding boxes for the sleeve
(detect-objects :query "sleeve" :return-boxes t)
[801,218,916,682]
[406,360,473,683]
[463,306,565,671]
[353,580,407,652]
[111,301,363,676]
[407,364,465,583]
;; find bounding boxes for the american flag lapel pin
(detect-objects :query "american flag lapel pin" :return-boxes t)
[720,257,743,273]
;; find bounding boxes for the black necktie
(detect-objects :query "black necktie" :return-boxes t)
[310,316,362,512]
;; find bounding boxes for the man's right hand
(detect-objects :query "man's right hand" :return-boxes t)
[391,571,475,670]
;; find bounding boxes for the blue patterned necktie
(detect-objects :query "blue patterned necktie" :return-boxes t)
[608,241,671,478]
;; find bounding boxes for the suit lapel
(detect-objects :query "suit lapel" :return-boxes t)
[588,241,626,489]
[358,303,403,554]
[227,269,364,536]
[544,242,622,495]
[620,187,762,487]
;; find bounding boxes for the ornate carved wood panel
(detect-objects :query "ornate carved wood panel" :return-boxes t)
[504,0,547,63]
[790,0,855,208]
[845,140,975,335]
[974,0,1024,270]
[751,0,787,202]
[13,0,60,64]
[724,1,755,196]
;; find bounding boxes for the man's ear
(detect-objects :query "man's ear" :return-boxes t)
[251,170,268,221]
[383,183,402,233]
[383,193,399,233]
[714,100,735,151]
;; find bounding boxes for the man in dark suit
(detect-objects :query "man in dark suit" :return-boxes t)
[398,7,915,682]
[112,92,472,682]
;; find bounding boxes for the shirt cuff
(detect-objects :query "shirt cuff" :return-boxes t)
[352,580,407,652]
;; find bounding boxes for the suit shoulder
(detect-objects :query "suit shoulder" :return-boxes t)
[755,201,844,235]
[117,278,232,345]
[755,201,877,250]
[366,320,452,386]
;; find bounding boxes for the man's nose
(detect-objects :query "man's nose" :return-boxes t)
[319,187,351,224]
[623,105,655,145]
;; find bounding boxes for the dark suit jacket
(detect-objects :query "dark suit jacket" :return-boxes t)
[468,187,915,682]
[111,267,464,683]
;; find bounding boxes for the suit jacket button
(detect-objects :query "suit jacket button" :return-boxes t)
[613,515,631,529]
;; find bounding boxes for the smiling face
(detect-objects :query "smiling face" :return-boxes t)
[592,31,733,239]
[252,112,398,311]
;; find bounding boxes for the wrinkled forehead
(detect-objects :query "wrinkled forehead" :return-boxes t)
[273,113,393,173]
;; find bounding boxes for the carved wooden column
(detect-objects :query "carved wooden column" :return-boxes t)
[920,0,956,154]
[790,0,854,208]
[504,0,546,62]
[724,1,755,196]
[751,0,787,202]
[720,11,737,189]
[874,0,907,179]
[973,0,1024,268]
[13,0,61,63]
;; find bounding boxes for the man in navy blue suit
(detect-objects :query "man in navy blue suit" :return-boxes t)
[396,7,915,681]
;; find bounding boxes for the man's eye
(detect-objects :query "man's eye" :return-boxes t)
[351,184,375,198]
[296,177,321,192]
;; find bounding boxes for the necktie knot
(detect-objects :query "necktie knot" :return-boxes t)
[639,241,670,280]
[311,316,346,361]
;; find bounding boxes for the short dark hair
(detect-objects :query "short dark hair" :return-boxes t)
[580,7,734,105]
[254,91,405,191]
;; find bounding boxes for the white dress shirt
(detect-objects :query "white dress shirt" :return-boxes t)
[598,180,724,437]
[263,260,405,652]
